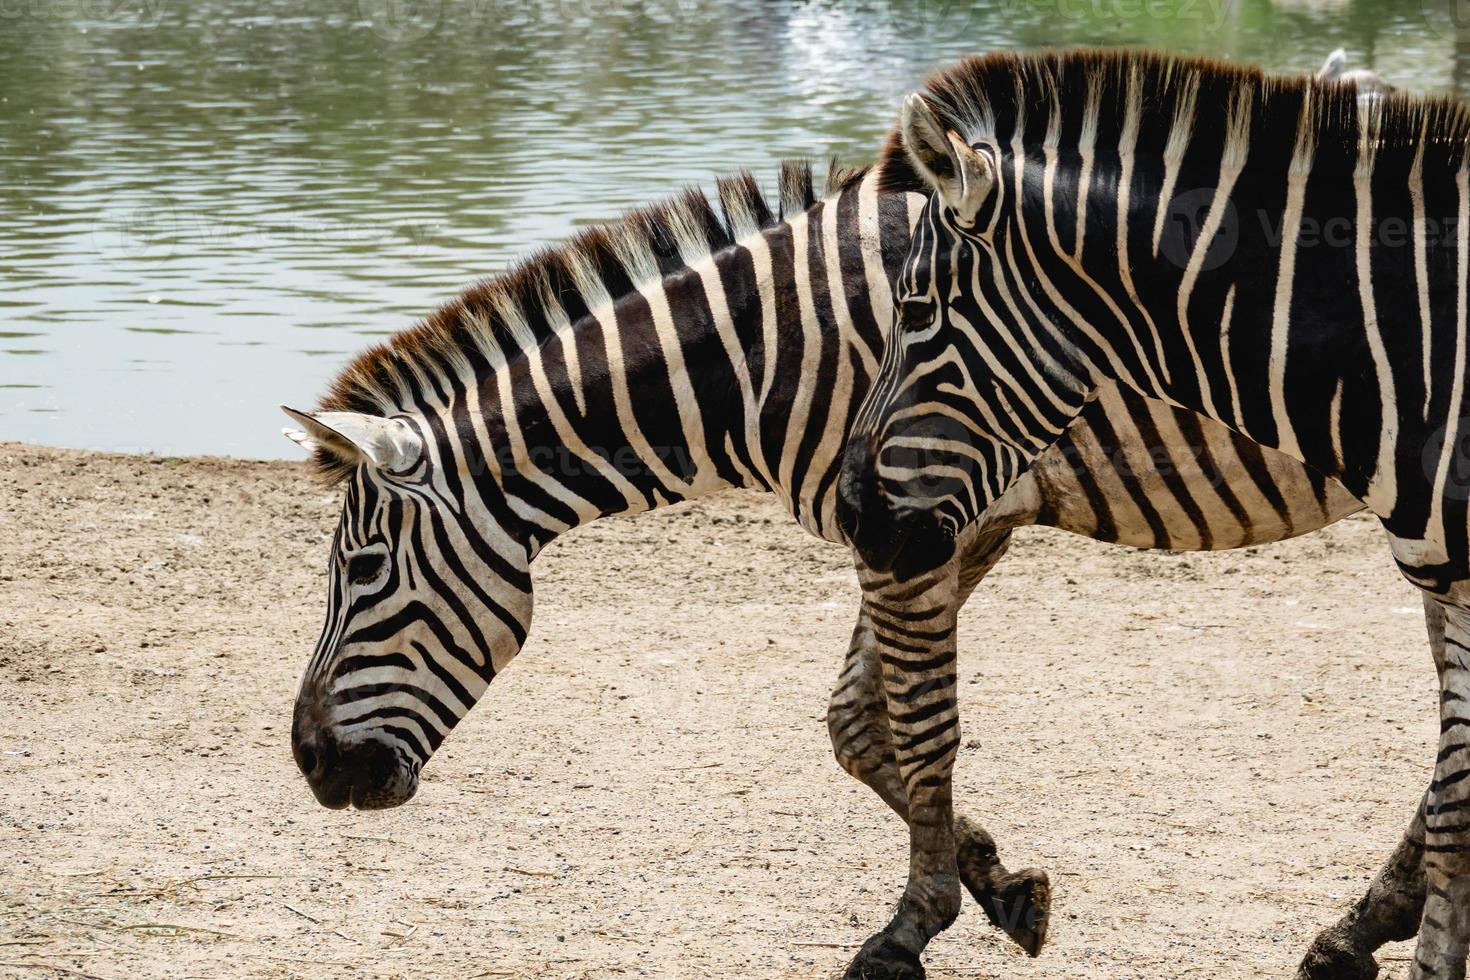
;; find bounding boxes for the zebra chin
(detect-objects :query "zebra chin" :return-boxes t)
[838,441,958,580]
[857,509,958,581]
[292,704,421,811]
[837,489,957,581]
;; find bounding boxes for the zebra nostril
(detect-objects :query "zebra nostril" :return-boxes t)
[292,695,333,781]
[838,436,882,539]
[837,481,862,538]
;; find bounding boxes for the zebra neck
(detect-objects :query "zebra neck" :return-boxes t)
[700,170,917,540]
[499,170,915,552]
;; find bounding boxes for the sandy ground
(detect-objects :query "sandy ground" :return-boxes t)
[0,441,1446,979]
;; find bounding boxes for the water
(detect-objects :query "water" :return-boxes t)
[1,0,1464,458]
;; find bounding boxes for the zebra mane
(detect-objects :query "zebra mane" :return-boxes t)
[312,158,866,483]
[877,48,1470,196]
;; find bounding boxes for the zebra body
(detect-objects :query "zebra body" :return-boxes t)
[842,49,1470,980]
[991,386,1359,546]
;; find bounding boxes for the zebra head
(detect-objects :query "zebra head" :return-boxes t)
[839,92,1086,578]
[282,407,533,810]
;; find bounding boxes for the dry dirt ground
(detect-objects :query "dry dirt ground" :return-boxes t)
[0,441,1446,979]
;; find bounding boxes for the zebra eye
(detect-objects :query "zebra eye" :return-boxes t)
[346,553,386,585]
[901,300,935,328]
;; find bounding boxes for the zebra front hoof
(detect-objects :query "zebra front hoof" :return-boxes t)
[974,867,1051,957]
[1296,927,1380,980]
[842,931,925,980]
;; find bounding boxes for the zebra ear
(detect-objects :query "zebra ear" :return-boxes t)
[280,406,422,472]
[281,424,320,453]
[900,93,994,223]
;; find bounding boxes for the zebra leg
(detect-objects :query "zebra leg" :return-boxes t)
[827,590,1050,955]
[1407,597,1470,980]
[946,529,1050,952]
[1297,595,1439,980]
[1297,793,1428,979]
[842,564,965,980]
[827,607,908,813]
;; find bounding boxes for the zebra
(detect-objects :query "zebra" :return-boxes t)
[284,58,1406,978]
[838,49,1470,980]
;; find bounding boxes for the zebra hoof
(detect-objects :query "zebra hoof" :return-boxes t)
[972,867,1051,957]
[1296,927,1380,980]
[842,931,926,980]
[953,816,1052,956]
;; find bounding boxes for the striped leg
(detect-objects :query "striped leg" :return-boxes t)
[1410,598,1470,980]
[1298,793,1428,979]
[842,563,966,980]
[1298,596,1439,980]
[951,529,1051,952]
[828,534,1050,958]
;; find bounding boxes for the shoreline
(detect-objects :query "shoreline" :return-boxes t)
[0,438,306,466]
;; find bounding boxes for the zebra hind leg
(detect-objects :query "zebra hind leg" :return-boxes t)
[827,600,1051,957]
[954,815,1052,956]
[1298,597,1437,980]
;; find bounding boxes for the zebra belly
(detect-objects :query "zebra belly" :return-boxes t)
[991,384,1363,551]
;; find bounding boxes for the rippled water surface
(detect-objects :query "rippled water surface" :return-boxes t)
[2,0,1466,456]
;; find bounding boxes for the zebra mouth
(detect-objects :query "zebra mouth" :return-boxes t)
[309,772,352,811]
[881,513,957,580]
[892,523,957,580]
[348,762,419,810]
[838,478,956,578]
[293,709,419,810]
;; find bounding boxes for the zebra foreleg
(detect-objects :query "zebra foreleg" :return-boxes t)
[1298,596,1438,980]
[840,564,967,980]
[827,601,1050,957]
[947,529,1052,953]
[1404,595,1470,980]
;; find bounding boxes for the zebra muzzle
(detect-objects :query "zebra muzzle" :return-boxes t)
[292,698,418,810]
[838,435,954,576]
